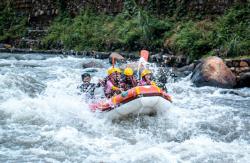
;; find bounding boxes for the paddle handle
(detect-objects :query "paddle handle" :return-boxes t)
[112,57,115,68]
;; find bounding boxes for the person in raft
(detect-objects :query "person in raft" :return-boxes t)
[78,73,96,98]
[121,67,138,91]
[114,67,123,85]
[139,69,156,86]
[104,67,123,98]
[98,67,122,86]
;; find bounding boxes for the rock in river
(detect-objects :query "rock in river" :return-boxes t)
[191,56,236,88]
[109,52,125,64]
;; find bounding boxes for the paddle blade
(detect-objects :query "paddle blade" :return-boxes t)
[140,50,149,61]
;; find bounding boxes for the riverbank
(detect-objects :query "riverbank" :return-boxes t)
[0,47,187,66]
[1,2,249,61]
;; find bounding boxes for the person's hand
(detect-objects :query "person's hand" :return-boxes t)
[115,90,121,94]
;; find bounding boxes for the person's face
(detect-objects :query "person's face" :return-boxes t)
[126,75,132,79]
[116,73,121,79]
[144,74,151,80]
[83,76,91,84]
[109,73,116,80]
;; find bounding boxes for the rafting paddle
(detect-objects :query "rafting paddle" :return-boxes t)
[112,57,116,68]
[137,50,149,79]
[140,50,149,62]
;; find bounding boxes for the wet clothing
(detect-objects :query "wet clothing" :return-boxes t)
[121,76,138,91]
[98,77,108,87]
[139,79,156,86]
[78,83,96,98]
[104,80,122,98]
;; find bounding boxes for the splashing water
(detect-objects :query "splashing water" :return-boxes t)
[0,53,249,162]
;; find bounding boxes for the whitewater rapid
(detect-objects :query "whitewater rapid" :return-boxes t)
[0,53,249,163]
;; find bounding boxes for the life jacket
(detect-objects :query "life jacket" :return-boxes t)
[79,83,96,98]
[104,78,122,98]
[122,76,138,91]
[139,79,156,86]
[99,76,121,88]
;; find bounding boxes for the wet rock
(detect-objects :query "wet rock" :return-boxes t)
[239,67,250,73]
[176,63,195,76]
[150,53,163,62]
[82,61,104,69]
[240,61,249,67]
[109,52,125,64]
[236,72,250,88]
[92,51,110,59]
[220,90,250,97]
[0,44,11,49]
[162,55,188,67]
[225,59,233,67]
[191,56,236,88]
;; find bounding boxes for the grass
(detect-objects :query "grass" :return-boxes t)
[0,1,249,61]
[42,9,173,52]
[0,2,27,44]
[166,3,250,60]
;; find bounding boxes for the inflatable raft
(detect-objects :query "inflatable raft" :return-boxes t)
[90,85,172,119]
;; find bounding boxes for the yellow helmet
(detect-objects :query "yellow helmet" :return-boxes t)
[107,67,116,75]
[114,68,122,73]
[141,69,152,77]
[124,68,133,76]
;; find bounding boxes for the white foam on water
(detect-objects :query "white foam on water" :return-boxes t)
[0,53,249,162]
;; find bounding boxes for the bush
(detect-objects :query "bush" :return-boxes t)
[42,11,109,50]
[0,3,27,43]
[166,4,250,60]
[43,2,249,60]
[168,21,214,60]
[213,4,250,57]
[43,9,173,51]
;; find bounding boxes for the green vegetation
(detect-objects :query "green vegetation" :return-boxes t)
[42,3,249,60]
[42,9,173,51]
[214,5,250,57]
[0,0,248,61]
[167,3,250,60]
[168,20,214,60]
[0,1,27,44]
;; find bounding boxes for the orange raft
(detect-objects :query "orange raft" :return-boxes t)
[90,85,172,117]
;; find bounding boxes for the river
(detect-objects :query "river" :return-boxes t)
[0,53,249,163]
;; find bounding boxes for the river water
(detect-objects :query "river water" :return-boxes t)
[0,53,249,163]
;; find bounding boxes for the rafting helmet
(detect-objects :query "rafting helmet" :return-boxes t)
[114,68,122,73]
[141,69,152,77]
[107,67,116,75]
[124,68,133,76]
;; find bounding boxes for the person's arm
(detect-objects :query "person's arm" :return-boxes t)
[107,81,122,93]
[151,81,156,86]
[97,79,105,87]
[131,76,138,87]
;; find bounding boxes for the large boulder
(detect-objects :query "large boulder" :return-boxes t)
[236,72,250,88]
[191,56,236,88]
[82,61,104,68]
